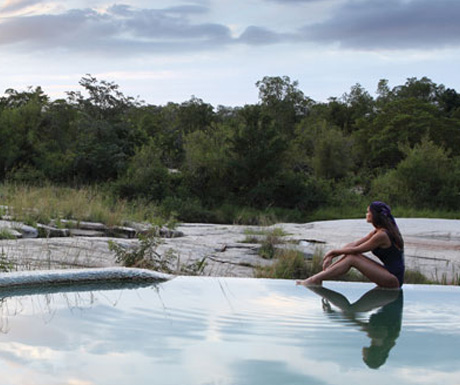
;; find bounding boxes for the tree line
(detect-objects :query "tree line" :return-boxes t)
[1,75,459,222]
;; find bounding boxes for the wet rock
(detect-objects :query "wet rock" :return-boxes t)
[124,221,184,238]
[106,226,137,239]
[18,224,39,238]
[159,227,184,238]
[37,224,70,238]
[0,220,37,238]
[59,220,109,231]
[69,229,106,237]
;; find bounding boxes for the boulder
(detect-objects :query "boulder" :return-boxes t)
[58,219,109,231]
[69,229,106,237]
[37,224,70,238]
[0,220,38,238]
[106,226,137,239]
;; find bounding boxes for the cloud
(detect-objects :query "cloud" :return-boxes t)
[0,0,43,13]
[0,3,232,55]
[238,26,285,45]
[265,0,327,3]
[1,0,459,57]
[301,0,460,50]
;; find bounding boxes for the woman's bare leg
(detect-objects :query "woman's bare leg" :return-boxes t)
[297,254,400,288]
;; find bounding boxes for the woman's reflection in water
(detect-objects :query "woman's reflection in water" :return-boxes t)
[307,286,403,369]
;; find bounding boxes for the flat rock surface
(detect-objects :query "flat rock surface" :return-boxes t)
[1,218,459,282]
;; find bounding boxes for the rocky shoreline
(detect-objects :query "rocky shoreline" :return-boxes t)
[0,217,459,282]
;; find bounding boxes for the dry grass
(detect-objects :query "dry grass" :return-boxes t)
[0,183,159,226]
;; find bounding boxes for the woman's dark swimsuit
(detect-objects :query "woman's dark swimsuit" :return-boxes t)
[372,232,405,287]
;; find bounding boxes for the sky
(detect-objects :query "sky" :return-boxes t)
[1,0,459,107]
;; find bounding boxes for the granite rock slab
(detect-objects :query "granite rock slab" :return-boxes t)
[0,218,458,281]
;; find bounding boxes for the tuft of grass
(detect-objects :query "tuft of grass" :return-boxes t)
[259,228,289,259]
[0,250,13,272]
[404,265,460,285]
[256,246,325,279]
[404,269,433,284]
[255,249,311,279]
[244,227,289,237]
[0,228,17,240]
[240,226,290,259]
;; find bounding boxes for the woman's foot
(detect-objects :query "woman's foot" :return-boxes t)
[296,276,323,286]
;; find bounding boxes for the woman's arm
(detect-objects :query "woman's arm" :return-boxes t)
[344,230,376,248]
[322,231,389,270]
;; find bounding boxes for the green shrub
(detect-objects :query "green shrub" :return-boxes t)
[159,196,219,223]
[371,140,460,210]
[114,141,173,202]
[108,227,206,275]
[6,165,47,186]
[255,249,310,279]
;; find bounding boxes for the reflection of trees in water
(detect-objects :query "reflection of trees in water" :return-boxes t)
[0,281,160,334]
[308,286,403,369]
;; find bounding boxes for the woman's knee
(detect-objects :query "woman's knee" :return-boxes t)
[343,254,360,265]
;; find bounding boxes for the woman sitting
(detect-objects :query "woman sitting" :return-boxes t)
[297,201,404,288]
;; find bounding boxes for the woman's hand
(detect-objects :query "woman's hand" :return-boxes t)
[322,250,337,270]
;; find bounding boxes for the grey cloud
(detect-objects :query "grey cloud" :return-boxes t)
[0,8,117,47]
[164,5,209,14]
[238,26,285,45]
[0,3,232,55]
[301,0,460,50]
[121,7,230,41]
[0,10,115,45]
[1,0,455,56]
[265,0,327,3]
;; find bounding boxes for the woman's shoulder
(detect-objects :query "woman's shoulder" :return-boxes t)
[372,229,392,247]
[373,228,388,236]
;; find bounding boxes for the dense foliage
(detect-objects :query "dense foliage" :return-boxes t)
[1,75,459,222]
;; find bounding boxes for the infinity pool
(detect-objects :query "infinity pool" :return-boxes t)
[0,277,459,385]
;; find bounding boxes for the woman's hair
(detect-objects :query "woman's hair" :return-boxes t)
[369,201,404,249]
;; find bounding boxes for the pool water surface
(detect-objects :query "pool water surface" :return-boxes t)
[0,276,459,385]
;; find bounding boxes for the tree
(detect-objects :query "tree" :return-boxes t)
[311,125,354,180]
[115,140,172,202]
[32,99,79,182]
[392,77,439,103]
[0,86,49,108]
[228,105,288,207]
[182,123,231,204]
[66,76,142,182]
[371,140,460,210]
[178,96,214,134]
[67,75,140,119]
[0,87,48,179]
[352,97,457,170]
[437,88,460,116]
[324,84,374,133]
[342,84,374,120]
[256,76,312,138]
